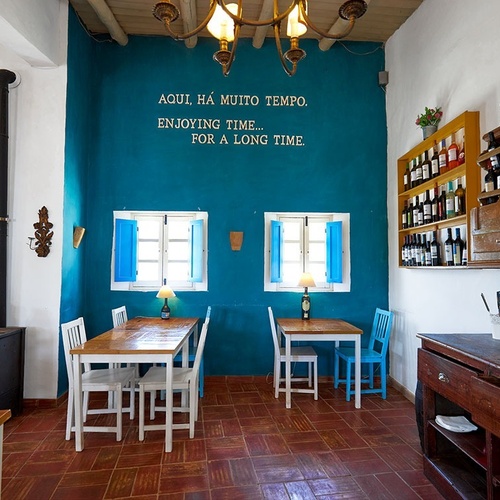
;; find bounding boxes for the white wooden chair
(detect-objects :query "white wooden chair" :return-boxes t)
[62,317,136,441]
[138,317,210,440]
[268,307,318,400]
[111,305,128,327]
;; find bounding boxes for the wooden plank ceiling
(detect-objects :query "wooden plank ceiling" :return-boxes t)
[69,0,422,49]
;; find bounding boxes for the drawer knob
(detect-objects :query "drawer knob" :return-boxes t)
[438,372,449,383]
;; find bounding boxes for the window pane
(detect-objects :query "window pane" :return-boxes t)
[283,242,301,261]
[309,263,325,283]
[168,219,190,239]
[137,262,160,281]
[168,262,189,281]
[283,220,301,240]
[308,242,325,262]
[168,241,189,261]
[138,241,160,260]
[283,262,302,283]
[308,221,326,240]
[138,219,161,239]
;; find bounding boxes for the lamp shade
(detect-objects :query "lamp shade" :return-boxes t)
[207,3,238,41]
[298,272,316,288]
[156,285,176,299]
[287,3,308,38]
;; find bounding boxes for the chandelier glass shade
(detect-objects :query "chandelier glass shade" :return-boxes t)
[153,0,368,76]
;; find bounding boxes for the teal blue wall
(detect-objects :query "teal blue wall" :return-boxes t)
[61,9,388,394]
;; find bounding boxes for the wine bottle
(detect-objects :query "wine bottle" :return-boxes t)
[444,228,454,266]
[401,200,408,229]
[410,158,417,189]
[422,150,431,182]
[411,235,417,266]
[415,234,422,266]
[483,162,498,205]
[412,196,419,228]
[448,133,459,169]
[417,196,424,226]
[423,190,432,224]
[424,233,432,266]
[438,185,445,221]
[453,228,464,266]
[431,184,439,222]
[458,136,465,165]
[431,231,441,266]
[461,240,467,266]
[403,162,410,191]
[415,156,423,187]
[445,181,455,219]
[439,139,448,174]
[487,131,500,174]
[420,234,426,267]
[431,143,440,178]
[402,236,408,266]
[407,198,414,228]
[454,180,465,216]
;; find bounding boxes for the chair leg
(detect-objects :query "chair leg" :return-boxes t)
[83,391,90,422]
[189,382,196,438]
[346,359,352,402]
[308,362,312,388]
[381,359,387,399]
[139,385,145,441]
[313,360,318,400]
[150,391,156,420]
[274,359,280,399]
[116,387,123,442]
[129,375,135,420]
[369,363,374,389]
[199,357,204,398]
[65,388,74,440]
[334,353,340,389]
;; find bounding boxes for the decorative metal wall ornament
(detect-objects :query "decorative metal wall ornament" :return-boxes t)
[31,206,53,257]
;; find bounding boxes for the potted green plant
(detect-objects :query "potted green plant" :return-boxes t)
[416,107,443,139]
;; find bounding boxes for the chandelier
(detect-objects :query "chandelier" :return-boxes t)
[153,0,368,76]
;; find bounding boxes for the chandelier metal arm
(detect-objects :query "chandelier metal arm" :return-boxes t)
[219,0,298,28]
[159,0,219,41]
[299,5,357,40]
[221,23,241,76]
[273,23,297,77]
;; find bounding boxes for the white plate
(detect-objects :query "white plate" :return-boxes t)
[435,415,478,433]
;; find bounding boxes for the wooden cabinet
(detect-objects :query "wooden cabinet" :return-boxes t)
[417,333,500,499]
[397,111,480,267]
[0,327,25,416]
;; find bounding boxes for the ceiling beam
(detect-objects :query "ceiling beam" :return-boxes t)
[252,0,273,49]
[87,0,128,46]
[318,0,372,52]
[179,0,198,48]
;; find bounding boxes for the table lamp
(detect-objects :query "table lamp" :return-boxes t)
[298,272,316,320]
[156,285,175,319]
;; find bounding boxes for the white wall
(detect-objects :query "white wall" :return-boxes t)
[386,0,500,395]
[0,1,67,399]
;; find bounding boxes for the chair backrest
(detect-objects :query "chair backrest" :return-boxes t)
[205,306,211,322]
[267,307,281,359]
[61,317,88,386]
[191,318,210,377]
[111,305,128,327]
[368,308,394,356]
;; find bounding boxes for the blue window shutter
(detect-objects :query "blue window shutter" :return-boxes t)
[270,220,283,283]
[326,221,343,283]
[190,219,203,282]
[114,218,137,282]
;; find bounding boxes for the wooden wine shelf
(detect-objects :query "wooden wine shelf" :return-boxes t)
[397,111,481,268]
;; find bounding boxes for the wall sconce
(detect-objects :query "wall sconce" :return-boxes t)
[230,231,243,251]
[27,206,53,257]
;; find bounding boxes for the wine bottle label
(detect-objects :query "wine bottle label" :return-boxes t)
[445,198,455,215]
[485,180,495,192]
[411,170,416,182]
[416,168,423,180]
[431,160,439,175]
[448,149,457,161]
[492,156,499,168]
[439,153,447,167]
[404,173,408,186]
[445,244,453,263]
[422,165,430,179]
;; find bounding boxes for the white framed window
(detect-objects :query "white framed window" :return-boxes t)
[264,212,350,292]
[111,211,208,291]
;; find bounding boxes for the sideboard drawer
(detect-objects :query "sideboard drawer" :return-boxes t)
[417,349,477,411]
[470,375,500,437]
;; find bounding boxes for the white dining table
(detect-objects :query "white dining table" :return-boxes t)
[276,318,363,409]
[70,316,198,452]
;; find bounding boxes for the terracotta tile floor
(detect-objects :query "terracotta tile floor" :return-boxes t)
[2,376,445,499]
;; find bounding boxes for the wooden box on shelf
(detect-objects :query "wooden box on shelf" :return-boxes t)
[397,111,480,268]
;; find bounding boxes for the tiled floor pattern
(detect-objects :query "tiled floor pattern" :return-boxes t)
[2,376,444,499]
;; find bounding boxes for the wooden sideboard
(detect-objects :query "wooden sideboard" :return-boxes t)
[417,333,500,499]
[0,327,25,416]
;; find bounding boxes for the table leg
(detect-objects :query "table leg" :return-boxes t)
[354,335,361,409]
[285,334,292,409]
[73,354,84,451]
[164,355,173,452]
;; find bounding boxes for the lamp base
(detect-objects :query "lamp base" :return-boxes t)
[161,299,171,319]
[301,292,310,320]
